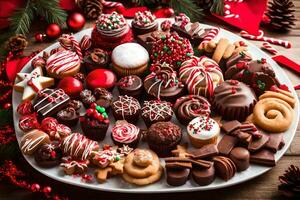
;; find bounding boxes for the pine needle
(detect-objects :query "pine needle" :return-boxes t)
[210,0,224,15]
[169,0,203,22]
[10,1,34,35]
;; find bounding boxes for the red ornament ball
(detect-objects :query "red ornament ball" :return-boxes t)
[58,77,84,99]
[86,69,117,91]
[3,103,12,110]
[46,24,61,39]
[34,32,46,42]
[164,8,175,17]
[67,12,86,32]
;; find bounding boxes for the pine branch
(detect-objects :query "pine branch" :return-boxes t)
[33,0,67,26]
[10,1,34,35]
[210,0,224,15]
[169,0,203,22]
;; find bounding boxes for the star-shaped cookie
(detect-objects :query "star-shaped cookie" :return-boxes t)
[14,67,54,101]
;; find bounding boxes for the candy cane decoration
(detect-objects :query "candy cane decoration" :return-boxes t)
[240,30,291,49]
[198,28,220,49]
[59,34,83,60]
[261,42,278,55]
[100,0,124,11]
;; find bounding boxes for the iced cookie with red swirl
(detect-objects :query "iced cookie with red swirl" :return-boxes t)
[111,120,141,148]
[187,116,220,148]
[91,12,133,51]
[144,62,185,103]
[174,95,211,125]
[141,100,173,127]
[131,11,158,36]
[179,56,223,100]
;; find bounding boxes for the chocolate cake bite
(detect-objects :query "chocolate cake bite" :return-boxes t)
[117,75,143,99]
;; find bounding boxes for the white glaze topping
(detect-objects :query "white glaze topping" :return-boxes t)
[187,116,220,140]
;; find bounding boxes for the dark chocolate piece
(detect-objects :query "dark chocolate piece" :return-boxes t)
[57,107,79,127]
[94,88,113,111]
[34,88,70,118]
[188,144,219,159]
[213,156,237,181]
[165,162,192,169]
[265,133,284,153]
[192,165,215,186]
[34,141,62,168]
[229,147,250,171]
[190,159,213,169]
[250,149,276,166]
[166,168,190,186]
[222,120,241,133]
[217,135,239,156]
[248,133,269,152]
[117,75,143,99]
[136,30,168,52]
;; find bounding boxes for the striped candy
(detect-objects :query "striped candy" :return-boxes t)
[261,42,278,55]
[198,28,220,49]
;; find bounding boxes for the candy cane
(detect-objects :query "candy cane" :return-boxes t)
[261,42,278,55]
[100,0,124,10]
[240,30,291,49]
[198,28,220,49]
[59,34,82,60]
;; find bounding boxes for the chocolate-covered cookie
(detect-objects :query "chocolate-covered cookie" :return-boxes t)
[57,107,79,127]
[213,80,257,121]
[117,75,143,99]
[34,141,62,168]
[226,51,252,70]
[229,147,250,171]
[83,48,109,72]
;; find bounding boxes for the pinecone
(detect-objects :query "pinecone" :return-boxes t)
[266,0,296,32]
[197,0,213,11]
[76,0,103,20]
[278,165,300,198]
[5,34,28,54]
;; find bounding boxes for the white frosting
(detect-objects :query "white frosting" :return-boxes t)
[112,43,149,69]
[187,116,220,140]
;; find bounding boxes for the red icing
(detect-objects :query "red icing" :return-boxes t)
[19,113,40,132]
[86,69,116,90]
[57,77,83,99]
[41,117,58,134]
[17,100,33,116]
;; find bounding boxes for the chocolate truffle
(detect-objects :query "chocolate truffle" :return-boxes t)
[68,100,82,111]
[147,121,182,157]
[213,156,237,181]
[80,89,96,108]
[83,48,109,72]
[213,80,257,121]
[131,11,158,36]
[144,62,185,103]
[166,168,190,186]
[174,95,211,125]
[57,107,79,127]
[112,95,141,124]
[229,147,250,171]
[34,141,62,168]
[117,75,143,99]
[94,87,113,112]
[141,100,173,127]
[111,120,141,148]
[192,165,215,186]
[80,103,109,141]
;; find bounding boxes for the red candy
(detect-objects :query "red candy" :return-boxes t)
[41,117,58,134]
[86,69,116,90]
[58,77,84,99]
[19,113,40,132]
[17,100,34,116]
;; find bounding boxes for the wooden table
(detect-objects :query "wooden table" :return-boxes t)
[1,2,300,199]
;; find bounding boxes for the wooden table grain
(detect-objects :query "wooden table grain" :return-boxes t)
[1,2,300,199]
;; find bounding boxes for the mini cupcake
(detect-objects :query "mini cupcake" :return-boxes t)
[91,12,133,51]
[187,116,220,148]
[147,121,182,157]
[80,103,109,141]
[83,48,109,72]
[112,43,149,77]
[117,75,143,99]
[111,120,141,148]
[131,11,158,36]
[112,95,141,124]
[144,62,185,102]
[141,100,173,127]
[57,107,79,127]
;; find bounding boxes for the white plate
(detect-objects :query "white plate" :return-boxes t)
[13,19,300,193]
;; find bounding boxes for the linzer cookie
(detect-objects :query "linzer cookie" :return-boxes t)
[213,80,257,121]
[33,88,70,118]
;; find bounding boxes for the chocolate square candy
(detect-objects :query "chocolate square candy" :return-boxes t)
[136,30,168,52]
[188,144,219,159]
[222,120,241,133]
[217,135,239,156]
[250,149,276,166]
[265,133,284,153]
[34,88,70,118]
[248,133,269,152]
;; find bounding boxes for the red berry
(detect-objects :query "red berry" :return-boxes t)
[90,102,97,109]
[86,108,94,116]
[43,186,52,193]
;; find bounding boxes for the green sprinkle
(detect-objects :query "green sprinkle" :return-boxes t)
[102,112,108,118]
[154,53,158,57]
[116,156,120,161]
[240,51,246,57]
[176,61,182,66]
[186,53,192,57]
[161,35,166,40]
[167,50,172,55]
[163,45,168,51]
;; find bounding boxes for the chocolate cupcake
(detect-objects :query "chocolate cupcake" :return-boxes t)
[225,58,280,96]
[174,95,211,125]
[34,141,62,168]
[147,121,182,157]
[57,107,79,127]
[80,89,96,108]
[68,100,82,111]
[83,48,109,72]
[117,75,143,99]
[111,120,141,148]
[213,80,257,121]
[112,95,141,124]
[144,62,185,103]
[131,11,158,36]
[80,103,109,141]
[141,100,173,127]
[94,87,113,112]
